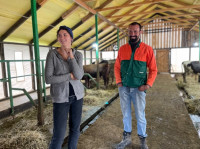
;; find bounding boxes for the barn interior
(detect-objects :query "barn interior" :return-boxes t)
[0,0,200,148]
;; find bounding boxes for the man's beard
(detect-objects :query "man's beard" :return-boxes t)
[129,36,139,43]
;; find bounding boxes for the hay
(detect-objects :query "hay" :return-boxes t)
[0,130,48,149]
[0,79,118,148]
[184,99,200,115]
[176,80,187,90]
[0,102,53,149]
[84,88,117,106]
[175,74,200,115]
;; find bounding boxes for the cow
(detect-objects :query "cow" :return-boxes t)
[182,61,193,83]
[92,59,116,85]
[82,62,110,88]
[188,61,200,82]
[107,60,115,85]
[188,61,200,73]
[182,61,200,83]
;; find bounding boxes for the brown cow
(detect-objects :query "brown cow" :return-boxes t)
[82,62,110,88]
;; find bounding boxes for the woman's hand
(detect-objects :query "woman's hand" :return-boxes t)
[66,49,74,59]
[70,73,76,80]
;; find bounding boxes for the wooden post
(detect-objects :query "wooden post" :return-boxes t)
[84,49,86,65]
[0,42,8,97]
[29,45,36,90]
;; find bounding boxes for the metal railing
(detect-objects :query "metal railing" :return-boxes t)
[0,59,98,115]
[0,59,46,115]
[84,73,98,88]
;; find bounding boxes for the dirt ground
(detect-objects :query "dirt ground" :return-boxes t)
[77,74,200,149]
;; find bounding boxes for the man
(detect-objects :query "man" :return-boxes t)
[114,22,157,149]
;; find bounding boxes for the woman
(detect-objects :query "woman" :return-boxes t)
[45,25,84,149]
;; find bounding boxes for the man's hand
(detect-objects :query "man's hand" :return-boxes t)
[117,82,122,87]
[138,84,150,91]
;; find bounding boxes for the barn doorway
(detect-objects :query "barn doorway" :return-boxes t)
[156,49,170,73]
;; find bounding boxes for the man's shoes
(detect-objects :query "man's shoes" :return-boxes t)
[139,136,148,149]
[114,131,132,149]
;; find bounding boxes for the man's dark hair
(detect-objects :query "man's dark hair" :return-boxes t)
[129,22,142,31]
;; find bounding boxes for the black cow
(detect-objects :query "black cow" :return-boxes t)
[188,61,200,74]
[188,61,200,82]
[183,61,200,83]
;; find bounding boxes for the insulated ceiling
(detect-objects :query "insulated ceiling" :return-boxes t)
[0,0,200,51]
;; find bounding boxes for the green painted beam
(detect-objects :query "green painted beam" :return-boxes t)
[30,0,44,125]
[95,14,99,89]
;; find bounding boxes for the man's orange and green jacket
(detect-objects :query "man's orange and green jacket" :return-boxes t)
[114,41,157,88]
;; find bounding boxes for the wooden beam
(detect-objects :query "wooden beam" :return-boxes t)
[1,4,39,41]
[116,12,200,25]
[37,0,47,6]
[74,23,113,49]
[71,0,133,50]
[83,0,96,2]
[30,4,79,43]
[157,3,198,20]
[142,18,197,26]
[0,0,48,41]
[73,27,93,42]
[73,0,96,14]
[70,0,134,50]
[49,0,111,46]
[100,35,125,51]
[81,29,112,50]
[96,0,174,12]
[49,13,93,46]
[73,0,126,35]
[173,0,200,11]
[107,4,200,19]
[116,3,157,28]
[62,4,79,19]
[85,30,117,50]
[189,21,199,31]
[74,29,103,49]
[99,33,119,48]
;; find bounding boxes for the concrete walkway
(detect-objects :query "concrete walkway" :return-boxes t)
[77,74,200,149]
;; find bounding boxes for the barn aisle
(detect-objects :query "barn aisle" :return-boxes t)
[76,74,200,149]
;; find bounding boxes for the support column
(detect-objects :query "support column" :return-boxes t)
[90,49,92,64]
[115,28,120,59]
[31,0,44,125]
[117,28,119,50]
[84,49,86,65]
[199,20,200,62]
[29,45,36,90]
[199,20,200,82]
[0,42,8,97]
[95,14,99,89]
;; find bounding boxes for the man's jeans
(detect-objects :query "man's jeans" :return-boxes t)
[118,86,147,138]
[49,96,83,149]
